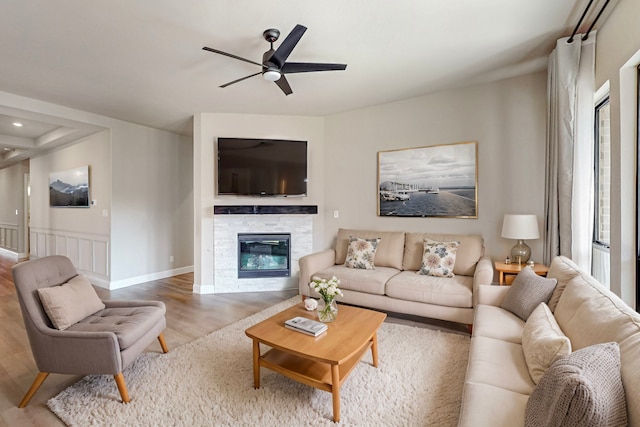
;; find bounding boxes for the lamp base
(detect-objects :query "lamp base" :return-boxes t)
[510,240,531,264]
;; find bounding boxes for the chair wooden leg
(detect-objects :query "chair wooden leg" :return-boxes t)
[19,372,49,408]
[157,333,169,353]
[113,373,130,403]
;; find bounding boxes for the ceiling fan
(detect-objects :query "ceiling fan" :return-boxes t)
[202,24,347,95]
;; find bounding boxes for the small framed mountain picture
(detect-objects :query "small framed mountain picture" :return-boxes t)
[49,165,90,208]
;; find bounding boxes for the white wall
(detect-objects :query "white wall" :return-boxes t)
[595,0,640,308]
[193,113,325,293]
[324,72,548,265]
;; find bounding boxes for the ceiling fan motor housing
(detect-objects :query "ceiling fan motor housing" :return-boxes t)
[263,28,280,43]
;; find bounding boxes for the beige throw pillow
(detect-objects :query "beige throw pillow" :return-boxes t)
[525,342,627,427]
[418,240,459,278]
[37,274,106,330]
[344,236,380,270]
[522,303,571,384]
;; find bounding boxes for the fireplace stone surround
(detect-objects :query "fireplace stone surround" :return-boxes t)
[212,205,316,293]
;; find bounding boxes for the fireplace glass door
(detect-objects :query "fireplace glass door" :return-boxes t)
[237,233,291,278]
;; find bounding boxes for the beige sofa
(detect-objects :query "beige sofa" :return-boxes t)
[458,255,640,426]
[298,228,493,327]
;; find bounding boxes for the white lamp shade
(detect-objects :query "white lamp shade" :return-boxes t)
[501,214,540,240]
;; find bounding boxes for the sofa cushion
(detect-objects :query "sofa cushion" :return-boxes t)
[465,336,535,395]
[344,236,380,270]
[546,256,582,312]
[386,270,473,308]
[334,229,405,269]
[458,382,528,427]
[37,274,106,330]
[500,267,557,321]
[67,305,165,350]
[472,305,524,344]
[554,272,640,425]
[418,240,459,277]
[312,265,399,295]
[403,233,483,275]
[555,273,640,350]
[525,342,627,427]
[522,303,571,384]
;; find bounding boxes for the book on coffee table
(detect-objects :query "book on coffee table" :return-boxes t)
[284,316,327,336]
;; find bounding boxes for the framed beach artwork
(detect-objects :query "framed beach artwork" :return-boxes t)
[377,141,478,218]
[49,165,90,208]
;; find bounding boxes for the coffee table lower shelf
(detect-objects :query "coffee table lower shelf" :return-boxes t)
[253,338,376,422]
[260,341,371,389]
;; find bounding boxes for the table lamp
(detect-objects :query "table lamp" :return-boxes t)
[501,214,540,264]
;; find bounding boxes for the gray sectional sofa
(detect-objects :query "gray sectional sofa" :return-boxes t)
[298,228,493,327]
[458,255,640,426]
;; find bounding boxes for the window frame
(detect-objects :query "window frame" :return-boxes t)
[593,96,611,249]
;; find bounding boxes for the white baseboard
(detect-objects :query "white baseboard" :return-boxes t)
[0,247,18,258]
[193,283,216,294]
[107,265,194,290]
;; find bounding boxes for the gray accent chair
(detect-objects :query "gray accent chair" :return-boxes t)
[12,255,168,407]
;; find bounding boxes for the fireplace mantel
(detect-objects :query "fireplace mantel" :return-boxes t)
[213,205,318,215]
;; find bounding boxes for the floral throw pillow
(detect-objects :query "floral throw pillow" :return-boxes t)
[344,237,380,270]
[418,240,459,277]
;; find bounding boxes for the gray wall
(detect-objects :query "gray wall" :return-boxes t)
[323,72,548,264]
[0,160,28,255]
[0,92,193,289]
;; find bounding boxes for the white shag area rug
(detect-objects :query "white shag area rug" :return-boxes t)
[48,298,470,426]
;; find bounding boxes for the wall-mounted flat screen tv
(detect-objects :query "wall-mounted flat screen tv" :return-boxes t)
[49,165,90,207]
[217,138,308,197]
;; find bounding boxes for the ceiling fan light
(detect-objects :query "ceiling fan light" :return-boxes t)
[263,70,281,82]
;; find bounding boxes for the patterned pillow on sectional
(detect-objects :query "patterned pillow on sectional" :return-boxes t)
[344,236,380,270]
[417,240,459,278]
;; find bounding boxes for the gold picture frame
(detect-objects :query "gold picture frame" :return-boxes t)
[377,141,478,218]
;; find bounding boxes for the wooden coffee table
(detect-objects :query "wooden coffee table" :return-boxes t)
[245,303,386,422]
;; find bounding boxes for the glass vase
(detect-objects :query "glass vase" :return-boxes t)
[317,298,338,323]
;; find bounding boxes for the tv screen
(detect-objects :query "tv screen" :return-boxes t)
[217,138,308,197]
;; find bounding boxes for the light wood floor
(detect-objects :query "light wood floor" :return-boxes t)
[0,252,468,426]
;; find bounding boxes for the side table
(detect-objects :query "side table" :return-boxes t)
[494,261,549,286]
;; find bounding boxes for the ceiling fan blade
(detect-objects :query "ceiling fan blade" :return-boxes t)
[274,74,293,95]
[220,71,262,88]
[269,24,307,68]
[281,62,347,74]
[202,46,266,68]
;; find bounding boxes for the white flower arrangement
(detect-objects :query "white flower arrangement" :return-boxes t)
[309,276,343,303]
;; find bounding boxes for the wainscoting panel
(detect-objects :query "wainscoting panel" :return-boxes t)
[30,228,110,283]
[79,239,93,271]
[0,223,18,252]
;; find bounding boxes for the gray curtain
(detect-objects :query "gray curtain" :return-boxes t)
[543,35,595,268]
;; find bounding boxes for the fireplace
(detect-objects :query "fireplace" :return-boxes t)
[237,233,291,278]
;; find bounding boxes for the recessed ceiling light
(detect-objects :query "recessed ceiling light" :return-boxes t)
[12,122,23,127]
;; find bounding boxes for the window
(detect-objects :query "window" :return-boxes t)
[594,97,611,248]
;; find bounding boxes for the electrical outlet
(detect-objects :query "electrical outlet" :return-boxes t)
[169,255,174,263]
[333,210,339,219]
[102,209,108,217]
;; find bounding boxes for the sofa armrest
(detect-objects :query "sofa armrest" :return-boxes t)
[298,249,336,296]
[472,256,494,307]
[477,284,511,306]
